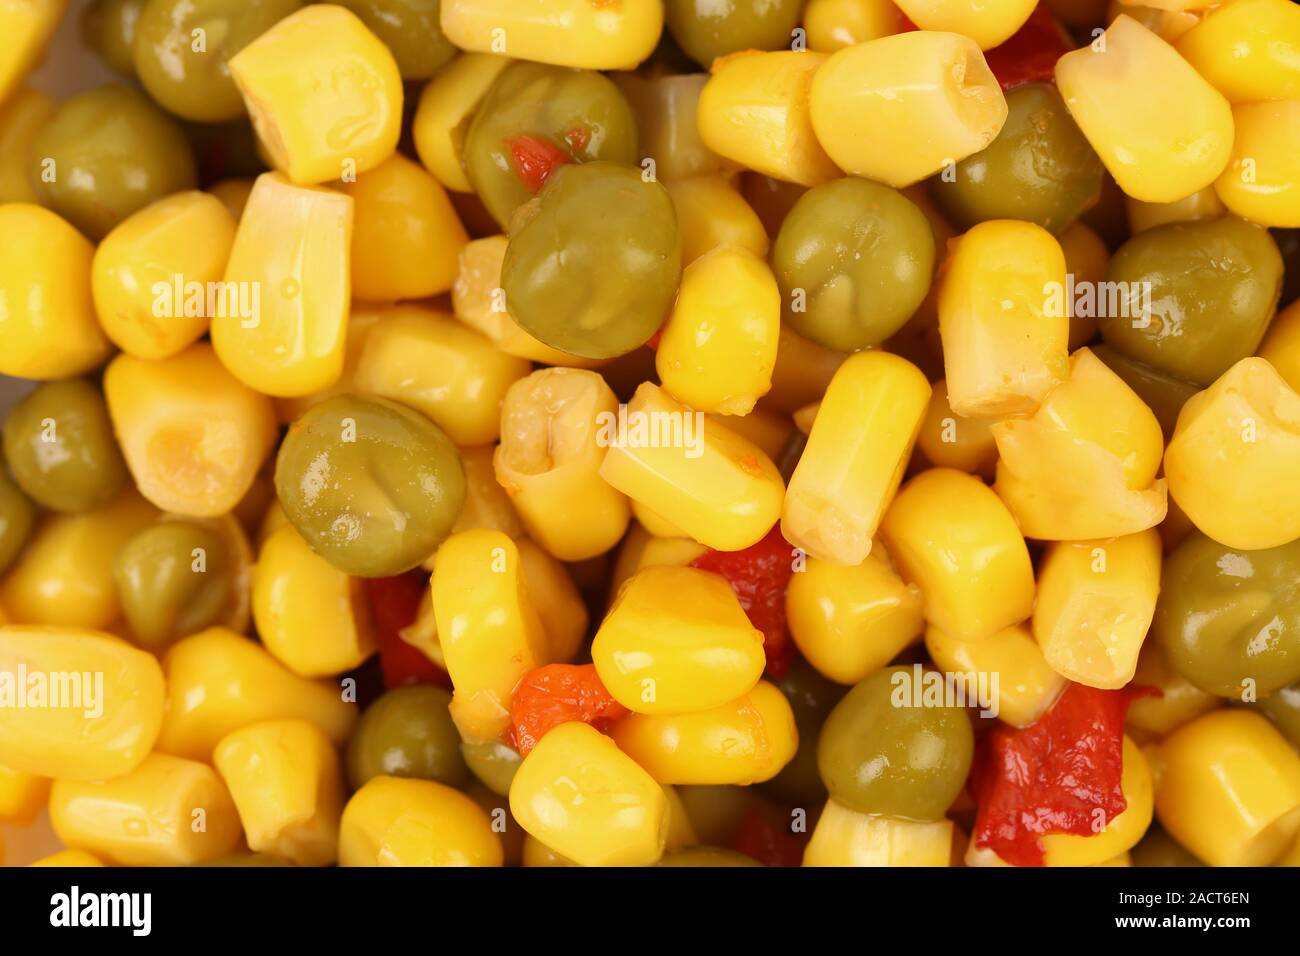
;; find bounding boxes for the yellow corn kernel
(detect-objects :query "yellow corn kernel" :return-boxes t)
[230,5,402,186]
[805,0,905,51]
[0,490,157,628]
[440,0,661,71]
[1164,357,1300,550]
[92,191,239,360]
[1125,186,1225,235]
[762,325,849,415]
[212,172,354,397]
[522,833,575,867]
[213,718,346,867]
[1126,641,1219,740]
[256,500,290,552]
[879,468,1035,642]
[0,204,111,379]
[50,752,242,866]
[609,681,798,785]
[104,343,278,517]
[925,624,1066,728]
[784,352,931,565]
[0,0,64,104]
[209,178,255,221]
[1032,530,1161,689]
[662,783,698,851]
[0,763,49,824]
[657,246,780,416]
[1259,299,1300,395]
[1154,710,1300,866]
[1039,736,1153,865]
[509,722,667,866]
[608,523,709,601]
[666,177,769,267]
[614,72,733,183]
[594,566,765,715]
[273,308,384,425]
[340,152,468,301]
[157,626,358,762]
[413,53,513,193]
[1214,101,1300,228]
[1058,221,1109,349]
[804,800,953,866]
[516,538,588,663]
[1055,15,1232,203]
[785,548,925,685]
[810,32,1007,188]
[447,444,524,542]
[0,86,53,203]
[397,586,443,666]
[352,304,531,447]
[495,368,631,561]
[896,0,1037,48]
[698,50,840,187]
[992,347,1168,540]
[914,378,997,478]
[938,220,1069,418]
[29,850,104,867]
[708,408,788,464]
[433,530,549,743]
[1106,2,1203,44]
[253,526,377,678]
[1174,0,1300,103]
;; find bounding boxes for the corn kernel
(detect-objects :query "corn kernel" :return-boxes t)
[610,681,798,785]
[1154,710,1300,866]
[104,343,278,517]
[1125,186,1225,235]
[1258,300,1300,395]
[448,444,525,542]
[50,752,242,866]
[208,177,255,220]
[925,624,1065,727]
[0,763,49,824]
[914,379,997,479]
[1175,0,1300,103]
[413,53,513,193]
[810,32,1007,188]
[522,833,574,867]
[516,538,588,663]
[0,0,64,104]
[1055,15,1233,203]
[230,5,402,186]
[441,0,660,70]
[762,325,849,415]
[1126,641,1219,740]
[698,50,841,187]
[1213,101,1300,228]
[613,72,733,183]
[273,308,383,425]
[214,718,346,867]
[804,800,953,866]
[666,177,769,267]
[711,407,792,463]
[879,468,1035,642]
[1105,2,1202,44]
[28,850,104,867]
[495,369,631,561]
[608,523,709,601]
[509,722,667,866]
[1059,221,1110,349]
[0,86,53,203]
[902,0,1039,48]
[1040,736,1153,865]
[805,0,905,51]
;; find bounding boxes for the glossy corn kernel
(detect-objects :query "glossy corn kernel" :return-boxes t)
[0,764,49,824]
[522,833,574,867]
[1105,3,1203,44]
[914,379,997,478]
[230,5,402,186]
[352,305,531,447]
[896,0,1037,48]
[0,0,64,104]
[92,192,239,360]
[805,0,905,51]
[666,177,769,267]
[214,719,346,867]
[1154,710,1300,866]
[0,204,110,379]
[698,50,840,187]
[599,383,784,553]
[657,246,780,416]
[1055,15,1232,203]
[1039,736,1153,866]
[804,800,953,866]
[925,624,1066,728]
[413,53,513,193]
[104,343,278,517]
[1174,0,1300,103]
[609,681,798,785]
[340,152,468,301]
[762,325,849,415]
[614,72,732,183]
[0,86,53,203]
[253,526,376,678]
[272,308,384,425]
[341,775,501,867]
[448,444,524,542]
[509,722,667,867]
[992,347,1168,540]
[879,468,1035,642]
[0,489,157,628]
[157,626,358,762]
[1164,358,1300,550]
[1213,101,1300,228]
[783,351,930,565]
[810,31,1007,188]
[786,547,924,685]
[28,849,105,867]
[212,172,354,398]
[1125,641,1219,740]
[208,178,255,220]
[1125,186,1225,235]
[1032,530,1161,689]
[594,566,765,715]
[608,524,709,601]
[433,530,549,744]
[495,369,631,562]
[50,752,242,866]
[1258,300,1300,395]
[938,220,1069,418]
[516,538,588,664]
[441,0,661,70]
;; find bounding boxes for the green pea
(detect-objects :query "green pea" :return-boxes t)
[762,659,845,808]
[502,162,682,359]
[665,0,803,69]
[346,686,469,791]
[2,379,127,513]
[80,0,146,76]
[113,521,233,649]
[1248,684,1300,749]
[1099,217,1283,385]
[817,665,973,821]
[657,847,762,867]
[460,738,523,797]
[332,0,455,80]
[0,465,37,577]
[771,177,935,351]
[274,395,467,577]
[1091,344,1201,441]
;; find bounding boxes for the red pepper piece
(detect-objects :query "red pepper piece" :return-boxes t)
[506,663,628,757]
[982,4,1071,92]
[690,525,797,678]
[505,133,572,194]
[361,571,452,691]
[732,804,807,867]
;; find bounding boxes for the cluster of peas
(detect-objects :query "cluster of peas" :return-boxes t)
[1,0,1299,868]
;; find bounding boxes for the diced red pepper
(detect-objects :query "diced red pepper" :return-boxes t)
[690,525,797,678]
[361,571,452,691]
[506,663,628,757]
[970,682,1148,867]
[732,804,807,868]
[505,134,572,194]
[982,4,1072,92]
